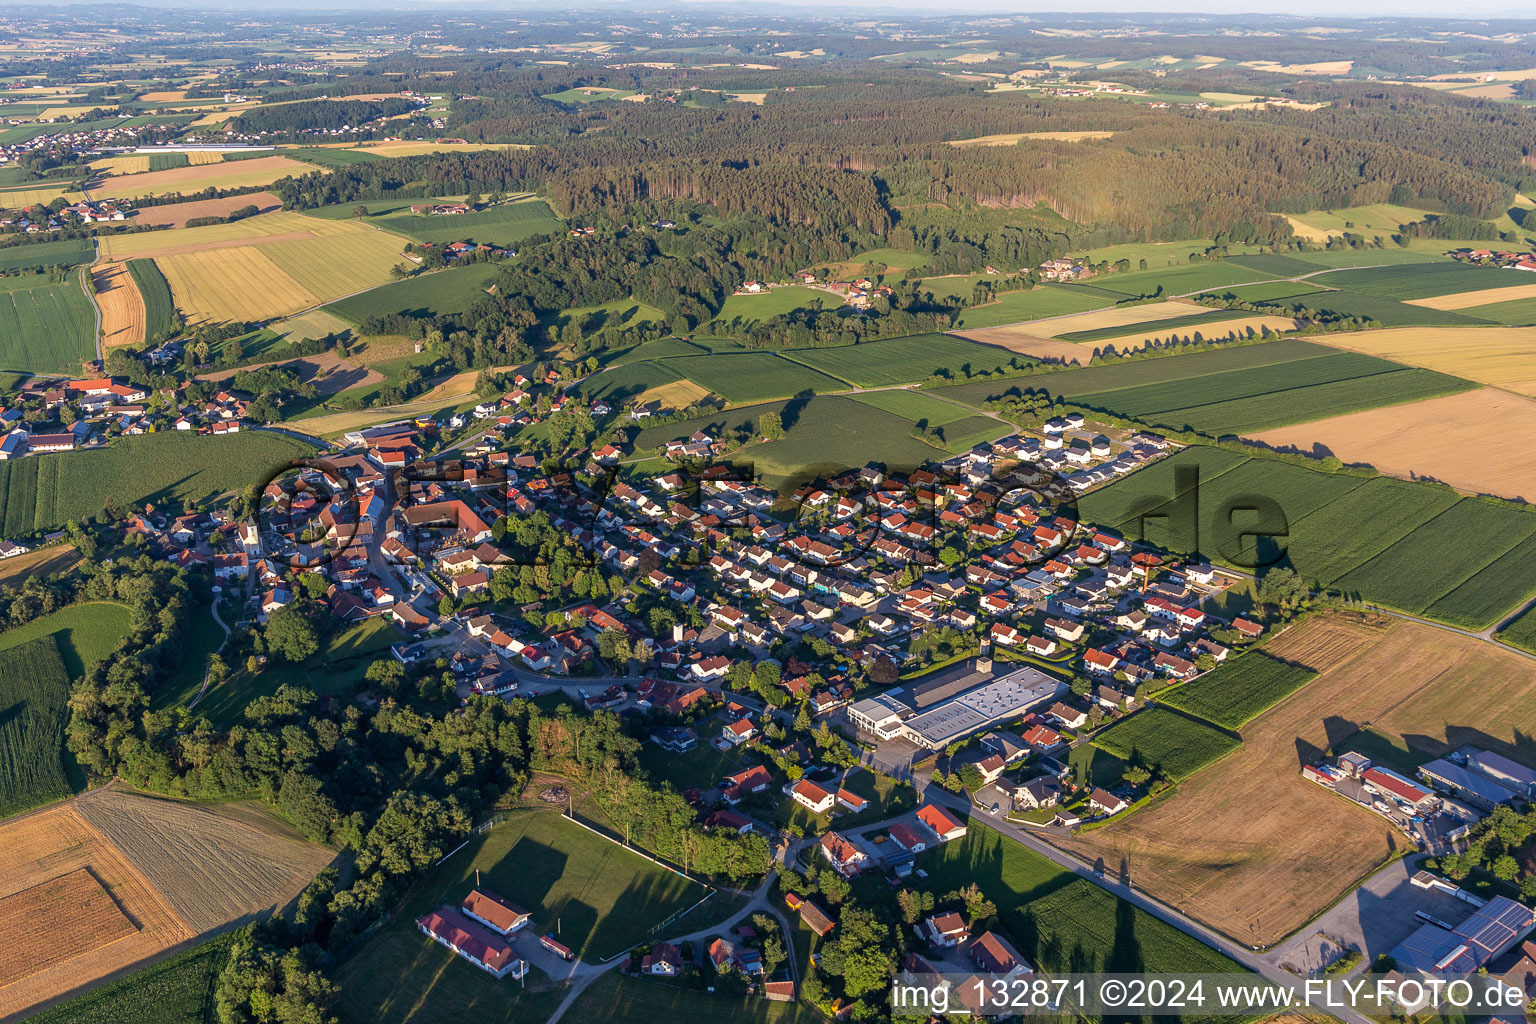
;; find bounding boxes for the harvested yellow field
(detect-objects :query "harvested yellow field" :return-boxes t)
[1242,59,1354,75]
[949,130,1114,147]
[0,186,85,210]
[74,788,337,935]
[37,105,93,119]
[100,210,387,259]
[1315,326,1536,395]
[1252,388,1536,502]
[271,307,354,342]
[1406,281,1536,310]
[638,379,711,410]
[1285,216,1335,243]
[349,140,528,157]
[1039,299,1210,337]
[257,229,414,302]
[93,262,147,348]
[1087,314,1299,351]
[1200,91,1259,103]
[1429,66,1536,81]
[0,869,137,988]
[0,803,193,1021]
[1454,83,1517,100]
[137,89,186,101]
[186,150,226,165]
[951,327,1089,364]
[192,109,240,127]
[157,247,318,323]
[91,155,149,175]
[88,155,310,201]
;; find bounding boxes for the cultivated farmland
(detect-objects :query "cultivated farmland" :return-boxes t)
[0,237,93,272]
[126,259,178,343]
[1252,387,1536,503]
[1059,614,1405,947]
[129,191,284,229]
[0,431,312,538]
[73,788,336,934]
[1312,326,1536,395]
[0,273,96,374]
[22,933,234,1024]
[1309,262,1526,301]
[1027,298,1212,337]
[377,197,562,247]
[1087,262,1278,297]
[326,263,499,324]
[0,602,134,679]
[1091,708,1241,780]
[87,155,310,201]
[1159,651,1318,731]
[663,352,847,403]
[0,802,193,1021]
[948,284,1112,329]
[0,636,75,819]
[780,333,1028,387]
[949,327,1090,363]
[1408,280,1536,310]
[93,262,147,348]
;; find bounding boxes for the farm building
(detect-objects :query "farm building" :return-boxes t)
[416,906,528,979]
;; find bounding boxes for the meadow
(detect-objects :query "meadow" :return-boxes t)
[948,284,1112,328]
[716,285,831,323]
[1086,261,1278,298]
[1280,203,1432,241]
[0,432,312,538]
[1274,287,1490,327]
[1157,651,1319,731]
[0,636,75,819]
[0,273,96,374]
[1091,708,1241,781]
[326,263,499,323]
[1309,262,1525,301]
[607,337,708,365]
[0,601,134,678]
[1459,294,1536,325]
[0,237,93,272]
[1224,253,1327,277]
[846,388,979,425]
[580,361,689,405]
[662,352,847,403]
[781,332,1029,387]
[375,197,562,247]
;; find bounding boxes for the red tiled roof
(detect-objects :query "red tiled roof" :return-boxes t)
[461,889,529,932]
[417,907,517,972]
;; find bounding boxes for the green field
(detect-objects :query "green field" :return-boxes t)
[607,337,708,365]
[1215,281,1331,303]
[568,973,817,1024]
[1457,294,1536,326]
[782,332,1029,387]
[1088,262,1279,298]
[922,822,1247,996]
[1091,707,1241,780]
[326,263,500,324]
[1224,253,1327,277]
[0,432,313,538]
[663,352,847,403]
[542,87,639,103]
[1496,601,1536,654]
[1068,239,1231,268]
[128,257,178,343]
[334,810,706,1024]
[0,601,134,677]
[378,198,562,247]
[847,246,927,270]
[1078,446,1536,628]
[1307,262,1524,301]
[0,635,75,818]
[579,360,689,404]
[1158,652,1318,731]
[1055,308,1276,343]
[286,147,384,167]
[0,272,96,373]
[1268,287,1486,327]
[950,284,1112,328]
[847,388,979,425]
[1289,246,1455,268]
[716,285,831,323]
[24,932,234,1024]
[0,237,94,272]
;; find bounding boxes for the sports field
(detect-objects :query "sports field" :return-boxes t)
[1252,387,1536,503]
[0,273,96,374]
[1060,614,1405,948]
[92,262,147,347]
[1312,326,1536,395]
[87,155,310,200]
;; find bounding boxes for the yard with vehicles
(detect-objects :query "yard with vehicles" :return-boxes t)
[0,272,96,374]
[0,431,313,539]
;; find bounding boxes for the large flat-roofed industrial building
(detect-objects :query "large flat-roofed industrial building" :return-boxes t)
[1389,896,1536,975]
[848,662,1063,751]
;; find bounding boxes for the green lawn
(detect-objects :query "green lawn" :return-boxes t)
[567,973,819,1024]
[716,286,831,323]
[637,738,750,793]
[325,263,501,324]
[377,198,562,247]
[0,272,96,374]
[153,599,224,710]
